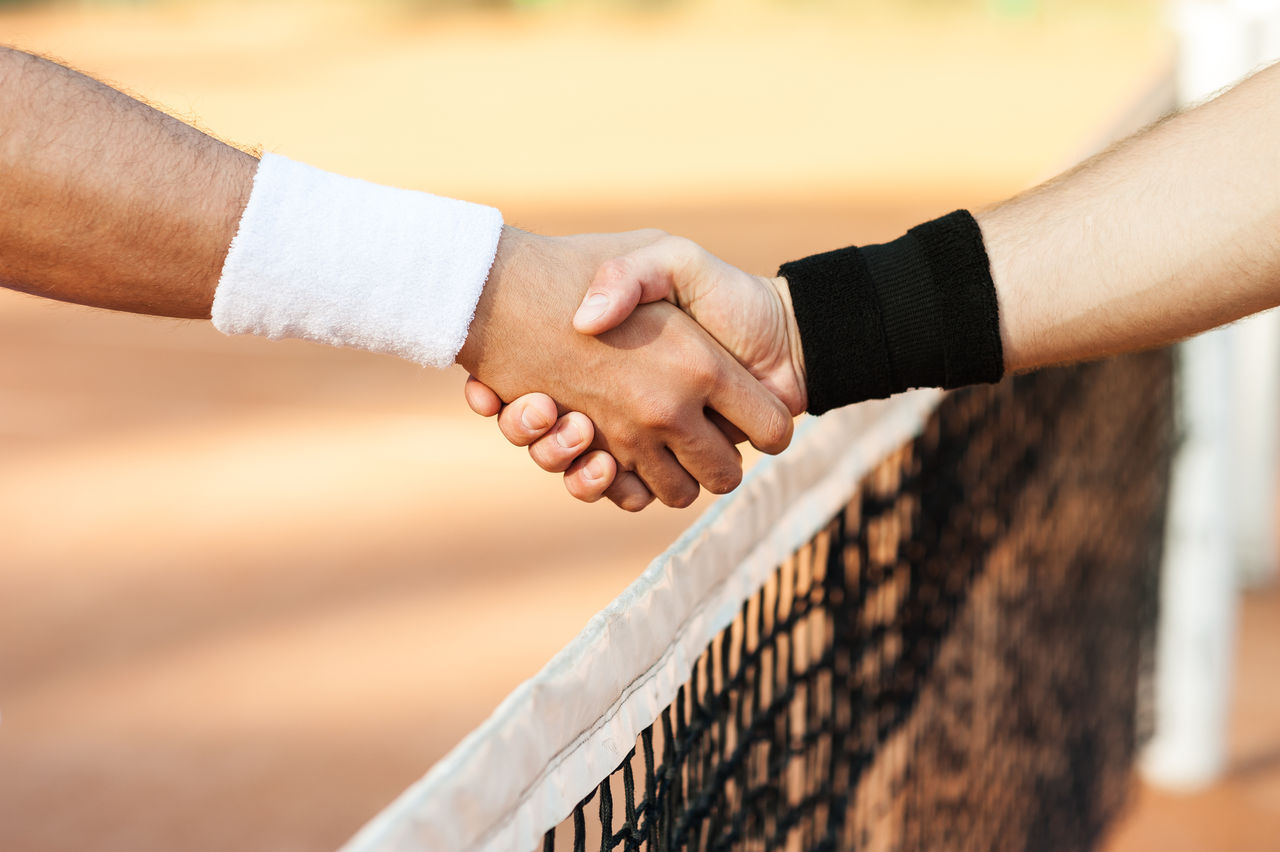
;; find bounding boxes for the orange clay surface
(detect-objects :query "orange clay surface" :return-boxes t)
[0,2,1275,850]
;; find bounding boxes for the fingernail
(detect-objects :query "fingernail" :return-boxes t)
[582,458,607,482]
[520,407,550,431]
[556,420,582,449]
[576,293,609,324]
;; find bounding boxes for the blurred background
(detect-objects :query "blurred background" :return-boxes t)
[0,0,1276,850]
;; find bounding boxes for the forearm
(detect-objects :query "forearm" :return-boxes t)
[977,63,1280,373]
[0,46,255,319]
[488,65,1280,502]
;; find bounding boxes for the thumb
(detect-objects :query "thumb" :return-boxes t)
[574,242,687,335]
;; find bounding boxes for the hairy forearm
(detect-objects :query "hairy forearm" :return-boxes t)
[977,63,1280,373]
[0,46,255,318]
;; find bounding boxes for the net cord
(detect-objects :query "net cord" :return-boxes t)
[337,389,944,852]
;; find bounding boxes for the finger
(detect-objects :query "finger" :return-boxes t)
[495,393,559,447]
[574,255,662,335]
[667,416,744,496]
[707,409,750,445]
[634,447,702,509]
[575,239,696,335]
[563,450,620,503]
[528,412,596,473]
[464,375,504,417]
[707,362,795,455]
[602,469,657,512]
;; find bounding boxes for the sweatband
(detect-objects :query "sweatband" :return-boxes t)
[780,210,1004,415]
[212,154,504,369]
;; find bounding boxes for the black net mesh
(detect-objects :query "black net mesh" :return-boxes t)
[541,349,1174,852]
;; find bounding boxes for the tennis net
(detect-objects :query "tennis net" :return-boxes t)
[341,348,1174,852]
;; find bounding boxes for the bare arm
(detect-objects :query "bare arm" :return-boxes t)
[0,47,792,507]
[475,63,1280,505]
[558,62,1280,381]
[979,62,1280,372]
[0,46,256,318]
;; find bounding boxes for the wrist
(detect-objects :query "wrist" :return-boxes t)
[779,210,1003,415]
[456,224,530,376]
[767,274,808,414]
[971,207,1021,374]
[211,154,503,369]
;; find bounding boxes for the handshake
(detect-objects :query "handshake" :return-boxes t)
[209,159,1006,502]
[11,44,1279,520]
[455,228,808,513]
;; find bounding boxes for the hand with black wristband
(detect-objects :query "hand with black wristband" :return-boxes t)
[470,60,1280,509]
[466,232,807,510]
[464,212,1004,509]
[457,227,795,510]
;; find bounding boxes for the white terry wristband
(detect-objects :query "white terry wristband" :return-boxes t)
[211,154,503,368]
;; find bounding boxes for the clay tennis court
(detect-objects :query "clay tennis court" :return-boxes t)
[1,2,1276,850]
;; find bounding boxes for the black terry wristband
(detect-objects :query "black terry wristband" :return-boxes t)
[780,209,1003,415]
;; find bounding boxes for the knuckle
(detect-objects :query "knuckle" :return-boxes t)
[622,497,650,513]
[613,491,650,513]
[562,412,594,449]
[635,395,682,432]
[597,257,634,287]
[501,397,556,444]
[683,356,719,389]
[658,234,703,269]
[528,441,569,473]
[663,482,700,510]
[758,406,794,453]
[498,415,529,447]
[704,464,743,496]
[564,473,602,503]
[658,233,694,255]
[603,428,641,458]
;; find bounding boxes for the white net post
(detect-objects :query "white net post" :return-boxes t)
[1143,328,1237,788]
[1231,309,1280,586]
[1227,1,1280,588]
[1141,0,1280,791]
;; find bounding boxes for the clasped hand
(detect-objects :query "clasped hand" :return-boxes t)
[458,227,806,511]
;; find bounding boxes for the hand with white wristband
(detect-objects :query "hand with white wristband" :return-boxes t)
[455,226,794,509]
[464,233,810,510]
[0,46,793,510]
